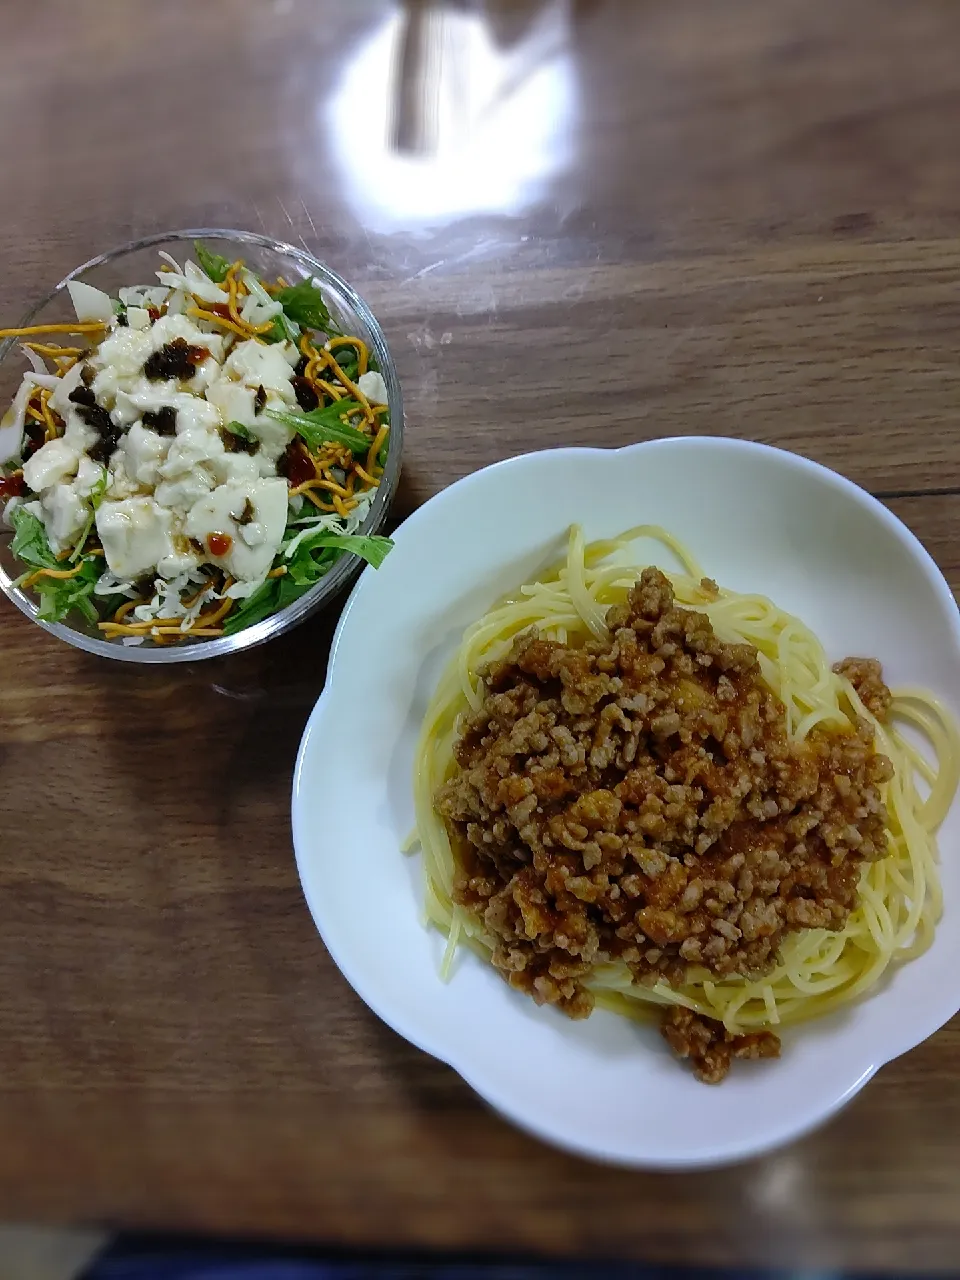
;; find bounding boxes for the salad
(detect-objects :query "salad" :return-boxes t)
[0,242,394,645]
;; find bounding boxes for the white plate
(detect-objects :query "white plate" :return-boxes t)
[292,438,960,1168]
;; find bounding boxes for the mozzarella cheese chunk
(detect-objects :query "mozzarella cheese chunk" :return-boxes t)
[40,485,89,554]
[23,438,81,493]
[96,497,175,579]
[357,370,389,406]
[222,339,298,401]
[184,478,288,582]
[118,423,169,487]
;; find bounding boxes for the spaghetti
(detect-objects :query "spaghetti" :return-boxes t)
[411,525,959,1078]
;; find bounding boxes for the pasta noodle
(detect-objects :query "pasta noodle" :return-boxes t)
[411,525,959,1036]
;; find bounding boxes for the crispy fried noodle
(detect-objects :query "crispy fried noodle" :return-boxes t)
[410,525,959,1082]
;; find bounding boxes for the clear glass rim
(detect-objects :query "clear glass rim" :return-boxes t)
[0,228,404,664]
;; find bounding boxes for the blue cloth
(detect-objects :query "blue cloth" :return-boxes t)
[79,1241,898,1280]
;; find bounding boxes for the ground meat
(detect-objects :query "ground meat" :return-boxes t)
[661,1006,780,1083]
[435,568,894,1082]
[834,656,892,721]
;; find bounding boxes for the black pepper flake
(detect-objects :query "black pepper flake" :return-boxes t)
[143,337,208,381]
[255,384,266,415]
[142,406,178,436]
[68,385,97,408]
[292,376,319,412]
[77,403,121,464]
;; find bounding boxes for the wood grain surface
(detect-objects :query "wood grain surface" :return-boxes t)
[2,0,960,1270]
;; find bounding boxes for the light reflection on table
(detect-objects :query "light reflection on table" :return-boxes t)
[323,1,577,231]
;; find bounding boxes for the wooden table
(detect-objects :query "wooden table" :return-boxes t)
[2,0,959,1270]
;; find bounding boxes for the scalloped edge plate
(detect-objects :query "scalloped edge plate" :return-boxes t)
[293,438,960,1167]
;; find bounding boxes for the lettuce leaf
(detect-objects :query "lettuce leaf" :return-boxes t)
[222,533,392,635]
[194,242,232,283]
[276,277,337,332]
[34,558,101,624]
[10,506,57,569]
[266,402,369,454]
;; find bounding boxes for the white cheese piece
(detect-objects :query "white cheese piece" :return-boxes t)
[212,450,267,486]
[39,485,88,554]
[206,380,258,430]
[184,478,288,582]
[239,521,267,547]
[104,454,141,501]
[357,370,389,406]
[96,497,175,579]
[61,415,100,452]
[222,339,297,401]
[205,377,294,465]
[153,470,215,516]
[73,456,104,499]
[66,280,115,324]
[188,355,221,396]
[22,438,80,493]
[113,383,221,434]
[126,306,151,331]
[118,423,169,487]
[147,312,227,364]
[118,286,170,309]
[160,423,224,481]
[245,413,293,465]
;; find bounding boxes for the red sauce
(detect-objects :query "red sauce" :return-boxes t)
[278,440,316,489]
[207,532,233,557]
[0,474,25,499]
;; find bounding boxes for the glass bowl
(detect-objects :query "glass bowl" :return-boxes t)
[0,229,404,663]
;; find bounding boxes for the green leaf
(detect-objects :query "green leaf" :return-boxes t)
[194,241,232,283]
[34,557,101,624]
[225,420,253,439]
[221,533,392,636]
[285,544,338,589]
[266,403,370,454]
[221,579,281,636]
[276,277,338,333]
[10,506,57,569]
[262,310,299,345]
[295,532,393,570]
[285,532,390,591]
